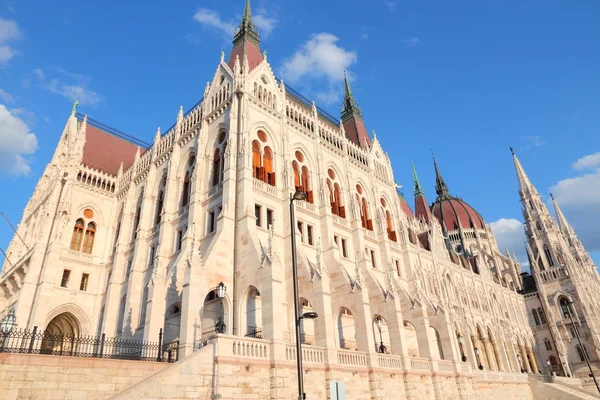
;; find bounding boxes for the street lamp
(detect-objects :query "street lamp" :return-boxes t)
[0,308,16,351]
[215,282,227,334]
[457,334,467,362]
[474,347,484,370]
[562,300,600,394]
[546,359,554,377]
[290,190,316,400]
[375,317,386,354]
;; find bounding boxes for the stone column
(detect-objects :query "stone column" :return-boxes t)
[527,346,539,374]
[483,339,497,370]
[519,345,531,373]
[492,340,506,371]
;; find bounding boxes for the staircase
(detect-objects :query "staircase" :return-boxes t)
[529,375,600,400]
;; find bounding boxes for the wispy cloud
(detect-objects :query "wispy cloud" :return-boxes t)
[0,17,22,67]
[0,88,13,103]
[0,104,38,177]
[519,135,544,151]
[384,0,397,12]
[34,68,104,106]
[193,8,278,40]
[403,37,421,47]
[279,33,357,105]
[360,27,369,40]
[572,152,600,171]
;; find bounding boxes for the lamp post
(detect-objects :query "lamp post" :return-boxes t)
[547,359,554,377]
[290,190,319,400]
[215,282,227,334]
[474,347,483,370]
[457,334,467,362]
[0,308,16,351]
[375,317,386,354]
[562,300,600,394]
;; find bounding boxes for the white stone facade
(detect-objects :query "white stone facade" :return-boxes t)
[514,152,600,378]
[0,3,562,397]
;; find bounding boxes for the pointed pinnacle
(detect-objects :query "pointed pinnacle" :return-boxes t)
[433,155,449,197]
[243,0,253,23]
[411,162,424,195]
[343,71,353,99]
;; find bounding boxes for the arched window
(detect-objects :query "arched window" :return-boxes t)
[532,309,540,325]
[538,308,547,324]
[576,345,587,362]
[252,140,262,180]
[543,245,554,267]
[140,286,149,325]
[133,206,141,240]
[380,197,396,241]
[70,219,84,251]
[211,148,221,187]
[559,297,571,319]
[361,198,372,230]
[181,155,196,207]
[263,147,275,186]
[251,132,276,187]
[155,190,164,225]
[544,338,552,351]
[292,151,312,203]
[82,222,96,254]
[167,303,182,316]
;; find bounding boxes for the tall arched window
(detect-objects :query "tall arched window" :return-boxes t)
[326,168,345,218]
[532,309,540,325]
[133,206,141,240]
[576,345,587,362]
[543,245,555,267]
[380,197,396,241]
[70,219,84,251]
[155,175,166,225]
[181,155,196,207]
[559,297,571,319]
[544,338,552,351]
[538,308,547,324]
[252,131,276,187]
[82,222,96,254]
[210,131,228,188]
[292,151,312,203]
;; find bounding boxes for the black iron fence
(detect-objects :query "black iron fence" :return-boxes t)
[245,328,263,339]
[0,326,179,363]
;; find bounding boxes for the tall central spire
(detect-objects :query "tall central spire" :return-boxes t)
[412,162,424,196]
[433,157,450,198]
[412,162,432,222]
[341,72,370,149]
[228,0,263,71]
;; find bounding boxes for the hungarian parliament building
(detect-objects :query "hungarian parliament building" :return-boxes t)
[1,1,599,398]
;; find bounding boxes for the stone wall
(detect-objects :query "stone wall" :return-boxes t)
[0,353,168,400]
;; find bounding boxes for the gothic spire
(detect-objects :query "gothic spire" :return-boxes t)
[233,0,259,45]
[228,0,262,71]
[340,72,370,149]
[341,72,362,120]
[551,193,574,234]
[412,162,424,196]
[433,156,450,198]
[511,147,534,195]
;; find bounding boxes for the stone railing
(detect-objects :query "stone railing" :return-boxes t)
[377,354,404,369]
[337,349,368,366]
[253,178,277,197]
[409,357,431,371]
[332,215,348,228]
[284,345,325,364]
[364,229,376,240]
[539,266,568,282]
[217,336,269,360]
[296,200,316,214]
[62,248,93,263]
[437,360,455,373]
[207,182,223,198]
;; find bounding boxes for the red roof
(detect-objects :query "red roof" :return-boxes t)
[414,194,431,222]
[343,118,370,148]
[82,125,143,176]
[431,197,486,231]
[399,195,414,218]
[228,40,263,72]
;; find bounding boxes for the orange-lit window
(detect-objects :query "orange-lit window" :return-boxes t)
[211,148,221,187]
[263,147,275,186]
[71,219,84,251]
[82,222,96,254]
[182,171,191,207]
[252,140,262,180]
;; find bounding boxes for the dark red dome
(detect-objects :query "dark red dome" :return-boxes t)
[431,197,486,231]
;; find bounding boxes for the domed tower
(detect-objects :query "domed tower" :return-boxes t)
[428,157,522,288]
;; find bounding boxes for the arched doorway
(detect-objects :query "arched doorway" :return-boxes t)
[41,312,81,354]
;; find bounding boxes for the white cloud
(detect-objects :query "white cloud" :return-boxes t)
[253,14,278,38]
[34,68,104,106]
[193,8,277,40]
[489,218,529,268]
[549,153,600,253]
[404,37,421,47]
[193,9,236,38]
[573,152,600,171]
[384,1,397,12]
[0,88,13,103]
[0,17,21,66]
[0,104,38,176]
[280,33,357,84]
[280,33,357,106]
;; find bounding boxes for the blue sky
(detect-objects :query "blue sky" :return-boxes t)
[1,0,599,269]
